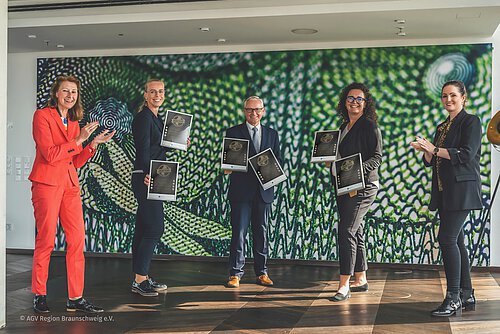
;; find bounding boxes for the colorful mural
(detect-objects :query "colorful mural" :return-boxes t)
[37,44,492,265]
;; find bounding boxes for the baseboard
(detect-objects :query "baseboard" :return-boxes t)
[7,248,500,272]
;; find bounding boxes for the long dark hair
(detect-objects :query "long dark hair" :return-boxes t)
[47,75,84,121]
[336,82,377,124]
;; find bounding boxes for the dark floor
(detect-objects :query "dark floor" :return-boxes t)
[4,254,500,333]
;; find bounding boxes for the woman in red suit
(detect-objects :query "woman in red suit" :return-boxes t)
[29,75,114,313]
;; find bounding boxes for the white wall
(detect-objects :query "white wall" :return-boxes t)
[6,53,37,249]
[490,25,500,266]
[1,0,8,328]
[6,36,500,266]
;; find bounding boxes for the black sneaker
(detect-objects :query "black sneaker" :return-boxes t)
[131,279,158,296]
[148,277,168,292]
[33,295,50,313]
[66,298,104,313]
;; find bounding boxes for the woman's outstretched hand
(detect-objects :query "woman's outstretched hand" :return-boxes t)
[90,129,116,149]
[76,121,100,146]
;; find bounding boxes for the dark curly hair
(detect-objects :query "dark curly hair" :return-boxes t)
[336,82,377,124]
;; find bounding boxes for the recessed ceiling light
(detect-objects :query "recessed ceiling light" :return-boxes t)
[217,38,226,43]
[56,44,65,48]
[291,28,318,35]
[394,19,406,24]
[27,34,37,39]
[199,27,210,32]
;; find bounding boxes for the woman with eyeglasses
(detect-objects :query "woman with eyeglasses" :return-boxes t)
[411,80,481,316]
[330,82,382,301]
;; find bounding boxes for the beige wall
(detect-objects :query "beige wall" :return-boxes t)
[6,36,500,266]
[1,0,8,328]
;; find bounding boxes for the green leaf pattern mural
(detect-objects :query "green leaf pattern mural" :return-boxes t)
[36,44,492,265]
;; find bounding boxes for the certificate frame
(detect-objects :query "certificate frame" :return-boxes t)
[311,130,340,162]
[161,110,192,151]
[334,153,365,196]
[248,148,287,190]
[147,160,179,201]
[221,137,250,172]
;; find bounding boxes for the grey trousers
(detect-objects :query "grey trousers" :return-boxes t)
[336,183,378,276]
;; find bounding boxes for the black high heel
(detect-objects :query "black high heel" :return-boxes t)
[431,292,462,317]
[461,289,476,311]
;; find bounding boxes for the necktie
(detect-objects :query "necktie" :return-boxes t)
[252,127,260,152]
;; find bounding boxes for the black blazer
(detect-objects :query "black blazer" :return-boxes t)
[338,114,383,183]
[132,107,169,172]
[424,109,482,211]
[226,123,282,204]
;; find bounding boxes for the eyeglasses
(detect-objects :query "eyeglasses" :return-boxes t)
[346,96,366,104]
[244,107,264,113]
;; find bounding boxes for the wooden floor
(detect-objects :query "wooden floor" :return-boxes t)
[4,254,500,333]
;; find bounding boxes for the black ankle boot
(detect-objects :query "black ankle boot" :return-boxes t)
[431,291,462,317]
[461,289,476,311]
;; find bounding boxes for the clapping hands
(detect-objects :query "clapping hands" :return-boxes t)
[410,136,435,154]
[76,121,100,146]
[90,129,116,149]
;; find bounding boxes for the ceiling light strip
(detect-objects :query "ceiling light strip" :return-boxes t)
[8,0,218,12]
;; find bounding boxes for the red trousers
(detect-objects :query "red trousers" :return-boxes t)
[31,180,85,298]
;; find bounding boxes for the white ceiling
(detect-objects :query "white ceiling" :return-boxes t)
[7,0,500,53]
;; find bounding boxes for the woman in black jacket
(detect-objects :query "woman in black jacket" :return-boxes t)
[130,79,170,297]
[411,80,481,316]
[331,83,383,301]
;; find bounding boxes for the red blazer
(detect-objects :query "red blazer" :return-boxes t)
[29,107,95,187]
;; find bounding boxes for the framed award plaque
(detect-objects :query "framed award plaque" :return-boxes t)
[221,137,250,172]
[248,148,286,190]
[147,160,179,201]
[311,130,340,162]
[334,153,365,196]
[161,110,192,151]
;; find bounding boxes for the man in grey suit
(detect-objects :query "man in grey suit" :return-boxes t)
[224,96,282,288]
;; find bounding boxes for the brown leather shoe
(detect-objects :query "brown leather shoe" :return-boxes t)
[226,276,240,288]
[256,274,274,286]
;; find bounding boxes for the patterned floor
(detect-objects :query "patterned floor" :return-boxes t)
[4,253,500,333]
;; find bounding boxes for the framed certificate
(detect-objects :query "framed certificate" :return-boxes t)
[311,130,340,162]
[249,148,287,190]
[334,153,365,196]
[161,110,192,151]
[147,160,179,201]
[221,137,250,172]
